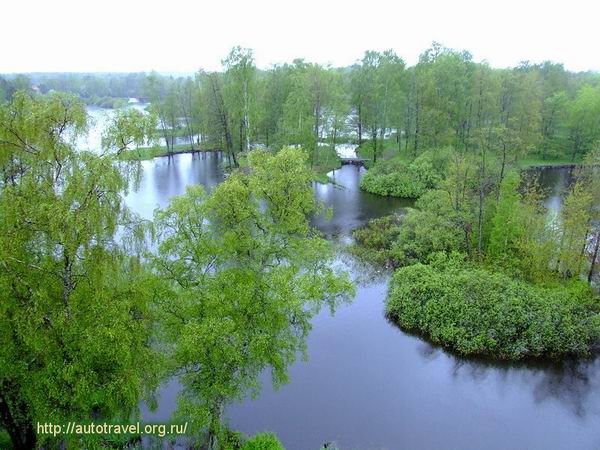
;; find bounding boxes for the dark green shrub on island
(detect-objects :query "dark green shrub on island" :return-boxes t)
[360,151,445,198]
[386,258,600,360]
[351,214,404,267]
[353,162,600,361]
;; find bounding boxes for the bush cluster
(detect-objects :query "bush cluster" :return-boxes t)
[386,260,600,359]
[360,151,444,198]
[241,432,285,450]
[351,190,464,268]
[351,214,404,267]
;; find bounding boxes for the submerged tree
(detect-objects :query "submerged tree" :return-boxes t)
[144,73,179,155]
[0,92,160,449]
[153,147,352,449]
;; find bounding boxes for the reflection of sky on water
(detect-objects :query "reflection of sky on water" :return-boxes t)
[78,103,149,152]
[125,152,224,219]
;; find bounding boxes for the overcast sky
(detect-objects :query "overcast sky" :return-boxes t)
[2,0,599,73]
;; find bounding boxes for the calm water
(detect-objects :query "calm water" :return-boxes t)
[80,104,197,153]
[125,154,600,450]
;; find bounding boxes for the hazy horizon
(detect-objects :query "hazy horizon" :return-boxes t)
[3,0,600,74]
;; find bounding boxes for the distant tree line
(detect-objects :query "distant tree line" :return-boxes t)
[0,72,149,107]
[3,42,599,166]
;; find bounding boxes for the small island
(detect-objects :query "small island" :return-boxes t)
[352,155,600,360]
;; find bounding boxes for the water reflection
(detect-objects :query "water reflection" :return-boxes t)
[227,276,600,450]
[125,152,224,218]
[422,343,600,419]
[523,166,575,212]
[312,166,413,239]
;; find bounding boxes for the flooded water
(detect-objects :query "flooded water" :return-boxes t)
[80,104,198,152]
[125,153,600,450]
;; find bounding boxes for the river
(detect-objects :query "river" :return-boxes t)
[120,151,600,450]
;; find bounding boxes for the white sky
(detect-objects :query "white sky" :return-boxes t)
[2,0,599,73]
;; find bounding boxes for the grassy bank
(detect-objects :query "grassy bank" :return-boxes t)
[355,138,585,170]
[85,96,130,109]
[312,144,342,183]
[119,143,220,161]
[517,154,584,169]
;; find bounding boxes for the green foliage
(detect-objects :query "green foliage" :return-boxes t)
[557,181,595,278]
[0,430,10,449]
[387,260,600,359]
[153,147,353,443]
[240,432,285,450]
[223,46,256,154]
[8,44,600,166]
[89,96,129,109]
[0,92,159,449]
[352,190,464,268]
[101,107,158,154]
[351,214,404,267]
[488,172,525,261]
[360,151,443,198]
[393,190,465,265]
[567,85,600,159]
[276,61,342,168]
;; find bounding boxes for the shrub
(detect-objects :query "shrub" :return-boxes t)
[241,432,285,450]
[351,190,464,268]
[391,190,465,265]
[351,214,404,267]
[360,152,443,198]
[386,261,600,360]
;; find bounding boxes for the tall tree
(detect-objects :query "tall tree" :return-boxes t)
[145,73,179,155]
[567,85,600,160]
[223,46,256,153]
[153,147,352,448]
[0,92,159,449]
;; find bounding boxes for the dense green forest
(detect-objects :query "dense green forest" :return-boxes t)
[1,43,599,450]
[2,43,600,170]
